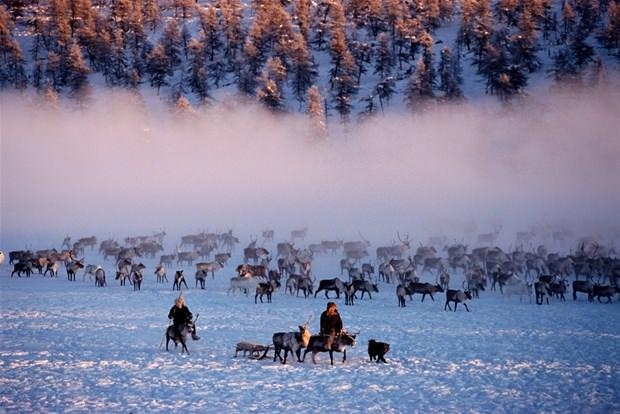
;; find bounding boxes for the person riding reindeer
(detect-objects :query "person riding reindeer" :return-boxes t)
[320,301,343,351]
[168,295,200,340]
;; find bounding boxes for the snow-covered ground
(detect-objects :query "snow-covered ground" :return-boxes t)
[1,241,619,414]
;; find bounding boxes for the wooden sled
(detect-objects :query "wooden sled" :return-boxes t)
[234,341,270,360]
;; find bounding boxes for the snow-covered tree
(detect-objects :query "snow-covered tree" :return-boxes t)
[307,85,327,139]
[63,41,91,103]
[0,5,27,90]
[374,32,392,80]
[187,38,210,103]
[257,57,287,112]
[159,19,183,70]
[598,1,620,55]
[404,57,434,113]
[438,46,463,102]
[289,33,317,108]
[145,43,171,94]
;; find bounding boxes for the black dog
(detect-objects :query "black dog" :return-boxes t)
[368,339,390,363]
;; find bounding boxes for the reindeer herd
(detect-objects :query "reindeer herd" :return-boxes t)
[3,228,620,313]
[3,227,620,363]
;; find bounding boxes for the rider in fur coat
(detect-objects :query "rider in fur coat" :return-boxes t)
[168,296,200,340]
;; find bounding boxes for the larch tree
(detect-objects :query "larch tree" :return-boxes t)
[597,1,620,55]
[510,6,541,73]
[438,0,457,23]
[106,29,128,86]
[142,0,161,31]
[326,2,358,124]
[75,6,99,68]
[289,32,317,109]
[68,0,94,38]
[160,18,183,71]
[373,31,396,109]
[404,57,434,113]
[111,0,132,33]
[257,57,287,112]
[220,0,245,71]
[171,0,196,20]
[560,1,576,42]
[0,5,27,90]
[48,0,72,53]
[145,43,172,94]
[311,0,330,51]
[197,6,221,62]
[293,0,312,43]
[43,82,60,108]
[187,37,210,104]
[438,46,463,102]
[307,84,327,140]
[374,32,392,80]
[331,51,358,125]
[63,40,91,103]
[45,51,61,91]
[93,18,114,81]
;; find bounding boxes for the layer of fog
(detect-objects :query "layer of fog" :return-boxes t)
[2,86,619,251]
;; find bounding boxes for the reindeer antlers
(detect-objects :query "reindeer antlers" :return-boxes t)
[397,231,411,243]
[303,313,314,328]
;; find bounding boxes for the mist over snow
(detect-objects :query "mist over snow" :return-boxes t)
[2,83,620,249]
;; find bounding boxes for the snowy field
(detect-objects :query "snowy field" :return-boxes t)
[1,239,619,414]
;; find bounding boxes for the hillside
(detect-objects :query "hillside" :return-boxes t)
[1,0,619,120]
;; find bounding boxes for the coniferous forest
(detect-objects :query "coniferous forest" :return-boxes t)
[0,0,618,122]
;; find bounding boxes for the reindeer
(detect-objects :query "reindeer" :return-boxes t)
[177,251,200,267]
[116,267,131,286]
[196,261,223,279]
[116,247,142,266]
[82,264,99,281]
[243,245,270,264]
[303,331,357,365]
[321,240,343,255]
[343,236,371,263]
[11,261,33,277]
[195,268,210,289]
[77,236,97,251]
[61,236,72,250]
[228,275,264,296]
[361,262,375,280]
[476,224,502,245]
[214,252,232,266]
[290,227,308,242]
[277,242,295,258]
[376,232,411,262]
[173,270,188,291]
[132,270,143,291]
[220,230,239,252]
[155,263,167,283]
[66,259,85,281]
[515,230,536,246]
[44,261,60,277]
[439,270,450,290]
[159,254,176,268]
[314,278,346,299]
[296,276,314,298]
[95,267,106,287]
[262,229,275,243]
[255,280,280,303]
[272,325,311,364]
